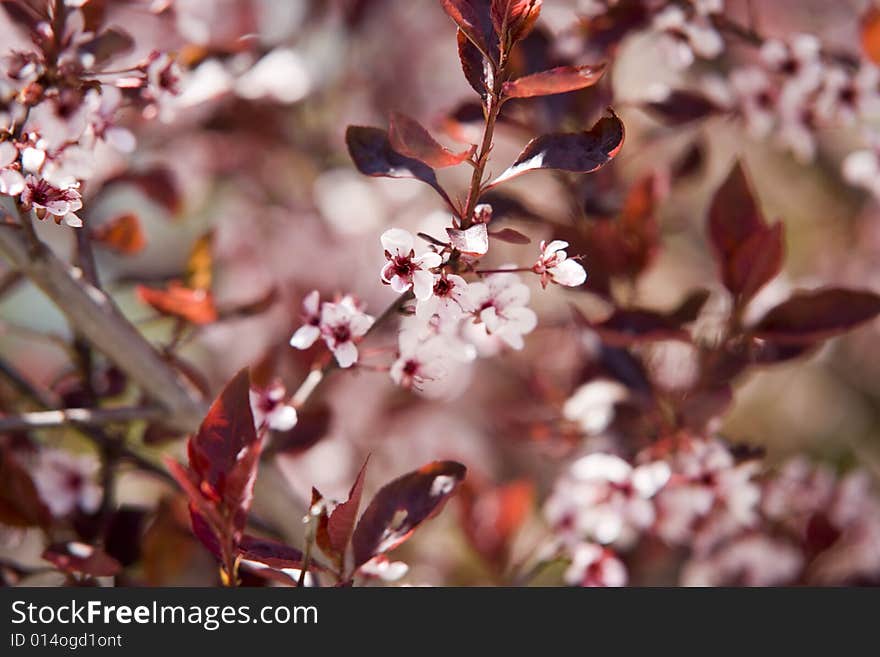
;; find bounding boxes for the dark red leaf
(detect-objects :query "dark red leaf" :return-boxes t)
[592,308,690,347]
[136,282,218,325]
[752,288,880,344]
[352,460,467,568]
[642,89,721,126]
[346,126,453,206]
[668,289,711,325]
[726,222,785,303]
[502,63,606,99]
[491,0,542,43]
[43,542,121,577]
[237,535,303,569]
[457,29,488,97]
[489,227,531,244]
[325,457,370,563]
[389,112,475,168]
[187,369,258,499]
[0,448,51,528]
[103,507,146,567]
[489,111,624,186]
[0,0,45,36]
[91,213,146,255]
[441,0,495,57]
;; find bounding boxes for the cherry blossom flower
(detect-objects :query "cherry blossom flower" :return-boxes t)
[562,379,629,435]
[545,453,670,547]
[390,330,451,391]
[0,141,25,197]
[31,449,102,517]
[250,381,298,432]
[289,290,322,349]
[318,295,375,368]
[380,228,442,300]
[761,34,824,97]
[681,534,804,586]
[653,5,724,70]
[360,555,409,582]
[648,437,761,550]
[843,146,880,198]
[532,240,587,288]
[563,542,627,587]
[730,67,778,139]
[20,174,83,227]
[466,272,537,350]
[415,272,471,323]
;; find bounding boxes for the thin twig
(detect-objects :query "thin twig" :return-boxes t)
[0,202,206,431]
[0,405,166,432]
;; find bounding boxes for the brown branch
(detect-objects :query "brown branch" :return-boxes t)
[0,206,206,432]
[0,405,166,432]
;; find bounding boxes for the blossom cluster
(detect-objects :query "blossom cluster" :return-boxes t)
[0,2,179,227]
[544,434,880,586]
[289,221,587,394]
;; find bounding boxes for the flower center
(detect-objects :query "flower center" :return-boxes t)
[332,324,351,343]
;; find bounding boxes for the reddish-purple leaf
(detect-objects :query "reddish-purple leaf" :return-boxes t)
[489,227,531,244]
[441,0,495,57]
[447,223,489,255]
[668,289,711,325]
[0,448,51,529]
[502,63,607,99]
[489,111,624,187]
[643,89,721,126]
[727,223,785,303]
[752,288,880,344]
[187,368,258,499]
[346,126,453,206]
[457,29,488,97]
[325,457,370,563]
[389,112,475,168]
[43,542,121,578]
[491,0,542,43]
[707,163,784,302]
[238,535,304,569]
[352,461,467,568]
[592,309,691,347]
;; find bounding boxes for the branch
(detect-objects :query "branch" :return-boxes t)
[0,405,165,432]
[0,209,206,432]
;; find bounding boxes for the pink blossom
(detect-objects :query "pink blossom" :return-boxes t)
[0,141,25,197]
[545,453,670,547]
[564,543,627,587]
[250,380,298,432]
[653,5,724,70]
[289,290,322,349]
[318,295,375,368]
[390,330,451,391]
[380,228,442,300]
[532,240,586,288]
[465,272,537,350]
[20,174,83,227]
[31,449,102,517]
[415,272,471,323]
